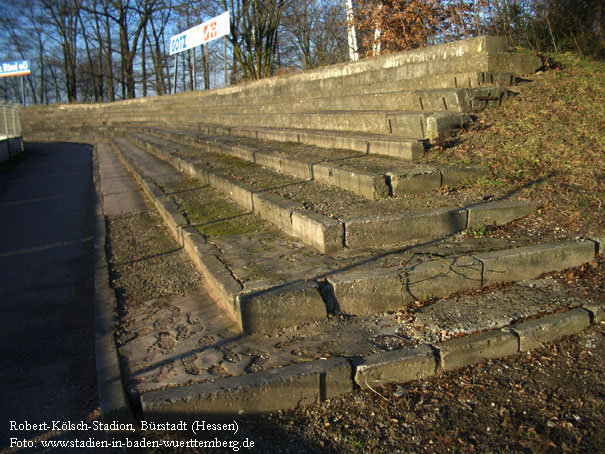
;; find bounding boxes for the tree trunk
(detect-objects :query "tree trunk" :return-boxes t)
[142,26,148,97]
[105,12,115,101]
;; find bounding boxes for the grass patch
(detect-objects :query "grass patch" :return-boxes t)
[426,52,604,237]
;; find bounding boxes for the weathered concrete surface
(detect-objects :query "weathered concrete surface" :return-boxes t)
[22,34,540,153]
[93,143,140,425]
[296,129,424,160]
[312,162,390,200]
[125,131,532,255]
[119,276,601,398]
[326,267,404,315]
[387,167,441,194]
[354,345,437,389]
[582,303,605,323]
[252,192,299,235]
[96,142,147,215]
[435,330,519,372]
[214,87,495,115]
[118,294,242,394]
[511,308,592,352]
[238,281,328,333]
[291,209,344,255]
[344,208,468,249]
[476,240,596,285]
[408,278,583,343]
[141,358,353,421]
[109,135,597,338]
[404,255,483,302]
[210,173,255,211]
[145,127,478,199]
[256,150,313,180]
[466,200,540,227]
[386,111,470,140]
[440,165,489,187]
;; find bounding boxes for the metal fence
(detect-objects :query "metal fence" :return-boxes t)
[0,100,23,164]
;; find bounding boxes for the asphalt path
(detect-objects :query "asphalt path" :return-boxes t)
[0,143,99,451]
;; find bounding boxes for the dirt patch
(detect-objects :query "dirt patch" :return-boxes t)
[240,321,605,454]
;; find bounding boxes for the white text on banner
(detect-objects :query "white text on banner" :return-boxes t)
[0,60,31,78]
[169,11,230,55]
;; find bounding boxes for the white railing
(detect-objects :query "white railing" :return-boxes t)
[0,101,23,163]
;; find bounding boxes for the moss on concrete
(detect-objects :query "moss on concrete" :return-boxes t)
[162,178,266,238]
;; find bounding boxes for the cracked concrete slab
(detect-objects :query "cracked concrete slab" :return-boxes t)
[119,277,599,397]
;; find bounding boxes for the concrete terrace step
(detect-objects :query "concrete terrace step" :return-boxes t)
[25,120,427,161]
[121,130,539,255]
[136,109,472,140]
[166,51,533,101]
[21,71,513,124]
[108,136,599,336]
[25,72,515,128]
[21,72,513,136]
[140,303,603,420]
[141,126,488,198]
[21,36,541,144]
[158,87,510,114]
[24,109,470,141]
[201,125,425,160]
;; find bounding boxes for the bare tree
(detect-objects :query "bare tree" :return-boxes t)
[281,0,348,69]
[221,0,286,79]
[39,0,80,102]
[147,0,171,95]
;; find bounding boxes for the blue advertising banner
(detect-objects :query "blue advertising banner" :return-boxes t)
[0,60,31,78]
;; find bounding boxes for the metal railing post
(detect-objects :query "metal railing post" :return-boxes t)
[11,106,17,137]
[2,103,10,160]
[2,103,7,139]
[16,106,23,151]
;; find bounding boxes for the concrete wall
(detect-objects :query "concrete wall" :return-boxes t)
[0,137,23,164]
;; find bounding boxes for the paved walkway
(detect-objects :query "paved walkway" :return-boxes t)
[0,143,98,450]
[96,142,146,216]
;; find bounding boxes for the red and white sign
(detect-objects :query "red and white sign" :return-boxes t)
[170,11,230,55]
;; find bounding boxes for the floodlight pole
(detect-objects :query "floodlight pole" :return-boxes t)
[173,53,178,94]
[192,48,196,91]
[345,0,359,61]
[223,36,228,86]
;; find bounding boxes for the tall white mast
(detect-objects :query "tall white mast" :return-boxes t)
[345,0,359,61]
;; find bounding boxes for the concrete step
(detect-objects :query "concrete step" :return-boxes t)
[124,37,517,112]
[121,109,471,140]
[167,52,532,101]
[20,72,514,135]
[108,136,599,336]
[58,72,513,125]
[164,87,509,116]
[141,126,488,198]
[21,63,530,138]
[139,298,602,420]
[24,120,427,161]
[44,101,475,141]
[387,111,472,140]
[121,131,539,255]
